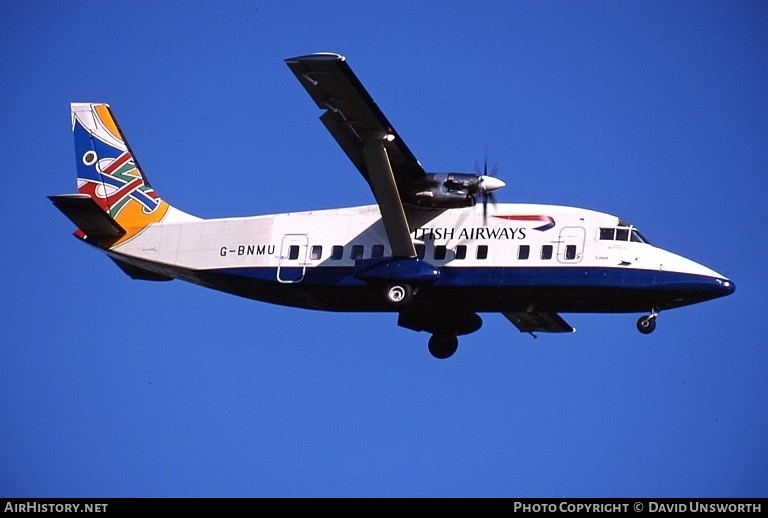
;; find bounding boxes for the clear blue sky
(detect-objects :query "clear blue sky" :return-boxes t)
[2,0,766,497]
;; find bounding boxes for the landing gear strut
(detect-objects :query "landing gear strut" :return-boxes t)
[428,335,459,359]
[637,308,659,334]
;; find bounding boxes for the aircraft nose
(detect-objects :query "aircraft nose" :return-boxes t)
[717,278,736,296]
[480,175,506,192]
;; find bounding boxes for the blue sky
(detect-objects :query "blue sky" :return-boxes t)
[1,0,766,497]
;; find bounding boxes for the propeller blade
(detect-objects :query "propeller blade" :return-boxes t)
[471,144,504,221]
[482,191,498,226]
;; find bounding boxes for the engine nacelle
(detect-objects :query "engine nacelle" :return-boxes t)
[404,173,481,209]
[403,172,505,209]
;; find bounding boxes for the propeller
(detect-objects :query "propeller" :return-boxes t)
[473,146,505,224]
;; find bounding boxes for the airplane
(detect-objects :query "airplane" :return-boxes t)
[49,52,735,359]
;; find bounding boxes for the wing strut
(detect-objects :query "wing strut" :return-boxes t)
[362,139,417,258]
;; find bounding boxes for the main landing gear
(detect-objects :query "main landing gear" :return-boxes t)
[637,308,659,334]
[428,335,459,359]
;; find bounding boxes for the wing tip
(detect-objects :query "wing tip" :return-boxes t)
[285,52,345,64]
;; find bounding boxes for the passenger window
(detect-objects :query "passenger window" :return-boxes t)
[600,228,615,240]
[518,245,530,260]
[371,244,384,258]
[331,245,344,260]
[615,228,629,241]
[477,245,488,260]
[415,244,426,259]
[288,245,300,260]
[434,245,447,260]
[455,245,467,260]
[310,245,322,260]
[351,245,364,260]
[565,245,577,260]
[541,245,553,260]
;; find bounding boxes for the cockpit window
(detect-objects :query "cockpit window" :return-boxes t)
[631,229,650,244]
[600,226,650,244]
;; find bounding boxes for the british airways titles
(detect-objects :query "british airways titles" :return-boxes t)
[218,225,530,257]
[411,226,527,241]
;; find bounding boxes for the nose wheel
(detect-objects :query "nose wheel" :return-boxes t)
[637,308,659,334]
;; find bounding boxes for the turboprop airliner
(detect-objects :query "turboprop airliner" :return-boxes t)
[49,52,735,359]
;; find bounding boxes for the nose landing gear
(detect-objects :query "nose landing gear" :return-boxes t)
[637,308,659,334]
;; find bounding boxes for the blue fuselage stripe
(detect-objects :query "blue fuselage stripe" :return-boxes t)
[187,264,733,313]
[213,265,714,289]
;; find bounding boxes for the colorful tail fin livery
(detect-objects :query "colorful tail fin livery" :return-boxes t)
[50,103,172,246]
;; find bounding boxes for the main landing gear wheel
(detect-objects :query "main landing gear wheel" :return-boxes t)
[428,335,459,359]
[637,309,659,335]
[385,283,413,308]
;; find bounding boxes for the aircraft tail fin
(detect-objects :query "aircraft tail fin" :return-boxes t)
[52,103,172,245]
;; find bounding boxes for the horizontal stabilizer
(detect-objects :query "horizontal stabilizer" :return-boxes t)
[49,194,126,238]
[503,311,575,334]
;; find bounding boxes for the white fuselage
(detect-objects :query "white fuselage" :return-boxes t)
[112,202,725,282]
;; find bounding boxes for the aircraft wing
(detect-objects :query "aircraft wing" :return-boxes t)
[285,53,426,189]
[286,53,425,258]
[503,311,575,334]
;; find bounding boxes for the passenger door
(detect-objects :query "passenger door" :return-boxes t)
[557,227,585,264]
[277,234,308,283]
